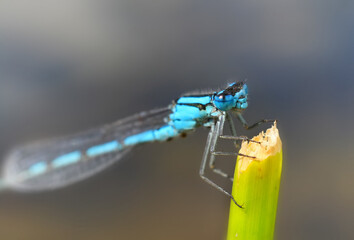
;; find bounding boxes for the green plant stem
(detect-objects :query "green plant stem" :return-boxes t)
[226,123,282,240]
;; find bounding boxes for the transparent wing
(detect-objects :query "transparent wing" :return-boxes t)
[1,107,171,192]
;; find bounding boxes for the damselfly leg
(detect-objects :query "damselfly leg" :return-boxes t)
[209,113,256,181]
[236,113,275,130]
[208,115,236,182]
[200,114,255,208]
[221,113,260,147]
[199,116,242,208]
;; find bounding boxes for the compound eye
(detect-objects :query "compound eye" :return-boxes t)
[215,94,233,102]
[213,94,236,111]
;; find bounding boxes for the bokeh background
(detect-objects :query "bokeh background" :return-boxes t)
[0,0,353,239]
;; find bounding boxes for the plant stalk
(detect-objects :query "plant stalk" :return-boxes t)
[226,122,282,240]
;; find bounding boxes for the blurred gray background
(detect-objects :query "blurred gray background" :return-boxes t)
[0,0,353,239]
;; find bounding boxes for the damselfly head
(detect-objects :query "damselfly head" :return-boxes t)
[212,82,248,111]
